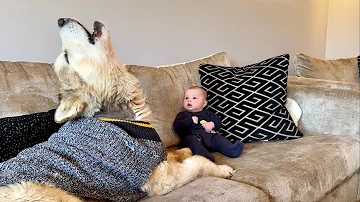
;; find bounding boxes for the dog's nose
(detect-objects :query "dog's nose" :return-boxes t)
[57,18,68,27]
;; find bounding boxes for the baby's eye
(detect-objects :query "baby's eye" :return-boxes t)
[193,97,197,99]
[185,97,189,100]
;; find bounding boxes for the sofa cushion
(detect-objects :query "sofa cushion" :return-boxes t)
[125,52,231,147]
[0,109,63,162]
[294,53,359,83]
[199,54,303,143]
[288,76,360,91]
[319,172,359,202]
[214,135,360,202]
[139,177,270,202]
[0,61,59,118]
[287,84,360,141]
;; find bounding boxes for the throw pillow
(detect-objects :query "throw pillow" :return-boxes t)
[358,55,360,80]
[199,54,303,143]
[0,109,63,162]
[284,98,302,127]
[294,53,359,83]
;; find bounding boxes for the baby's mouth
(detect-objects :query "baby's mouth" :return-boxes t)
[187,104,192,107]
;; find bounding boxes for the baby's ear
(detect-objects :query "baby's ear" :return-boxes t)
[55,97,87,123]
[203,100,208,108]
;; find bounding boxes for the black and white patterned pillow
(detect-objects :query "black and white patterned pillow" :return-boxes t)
[199,54,303,143]
[357,55,360,80]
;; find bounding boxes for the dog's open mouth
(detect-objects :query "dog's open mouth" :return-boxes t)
[57,18,96,44]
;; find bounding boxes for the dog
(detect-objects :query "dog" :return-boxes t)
[0,18,235,202]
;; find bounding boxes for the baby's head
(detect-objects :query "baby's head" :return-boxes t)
[183,86,208,112]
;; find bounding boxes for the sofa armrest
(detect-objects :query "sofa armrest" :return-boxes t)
[287,84,360,141]
[288,76,360,91]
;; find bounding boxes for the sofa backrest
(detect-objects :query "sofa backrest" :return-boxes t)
[0,52,230,148]
[0,61,59,118]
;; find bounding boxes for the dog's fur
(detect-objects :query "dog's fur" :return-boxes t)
[0,18,235,202]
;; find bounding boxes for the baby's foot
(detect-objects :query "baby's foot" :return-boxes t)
[231,140,244,158]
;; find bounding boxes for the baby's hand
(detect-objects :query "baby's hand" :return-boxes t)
[201,121,215,132]
[192,116,199,124]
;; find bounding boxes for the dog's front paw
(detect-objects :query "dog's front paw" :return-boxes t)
[216,165,236,179]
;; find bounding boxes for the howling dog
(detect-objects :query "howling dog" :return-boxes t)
[0,18,235,202]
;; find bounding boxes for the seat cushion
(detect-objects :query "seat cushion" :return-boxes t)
[139,177,270,202]
[214,135,360,202]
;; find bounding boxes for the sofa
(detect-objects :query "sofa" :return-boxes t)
[0,52,359,202]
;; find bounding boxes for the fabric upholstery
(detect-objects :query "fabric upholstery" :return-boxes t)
[287,84,360,141]
[213,135,360,202]
[319,172,359,202]
[287,83,360,199]
[288,76,360,91]
[199,54,303,143]
[294,53,359,83]
[126,52,231,147]
[139,177,270,202]
[0,61,59,118]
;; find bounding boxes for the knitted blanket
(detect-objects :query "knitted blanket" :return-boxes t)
[0,117,167,202]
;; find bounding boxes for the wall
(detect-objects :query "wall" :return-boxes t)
[0,0,330,75]
[326,0,360,59]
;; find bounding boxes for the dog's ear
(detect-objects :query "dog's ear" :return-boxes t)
[54,97,87,123]
[93,21,106,38]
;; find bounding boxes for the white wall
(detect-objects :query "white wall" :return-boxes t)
[326,0,360,59]
[0,0,330,75]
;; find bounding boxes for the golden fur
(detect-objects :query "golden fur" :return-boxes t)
[0,18,235,202]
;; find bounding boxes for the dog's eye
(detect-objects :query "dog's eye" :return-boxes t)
[64,52,69,64]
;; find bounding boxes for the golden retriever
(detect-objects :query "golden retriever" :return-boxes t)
[0,18,235,202]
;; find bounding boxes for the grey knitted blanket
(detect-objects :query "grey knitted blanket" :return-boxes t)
[0,117,167,202]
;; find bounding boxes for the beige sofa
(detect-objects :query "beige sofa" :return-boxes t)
[0,52,359,202]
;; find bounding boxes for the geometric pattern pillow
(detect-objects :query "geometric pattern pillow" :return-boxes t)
[0,109,63,162]
[358,55,360,80]
[199,54,303,143]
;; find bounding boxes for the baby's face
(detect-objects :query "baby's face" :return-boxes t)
[183,89,207,112]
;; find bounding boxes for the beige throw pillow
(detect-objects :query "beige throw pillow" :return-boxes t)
[294,53,359,83]
[125,52,231,147]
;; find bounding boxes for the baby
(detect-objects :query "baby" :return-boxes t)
[173,86,244,162]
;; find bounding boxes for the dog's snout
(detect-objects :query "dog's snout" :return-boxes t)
[58,18,68,28]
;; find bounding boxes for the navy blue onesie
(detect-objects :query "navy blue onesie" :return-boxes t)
[173,110,244,162]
